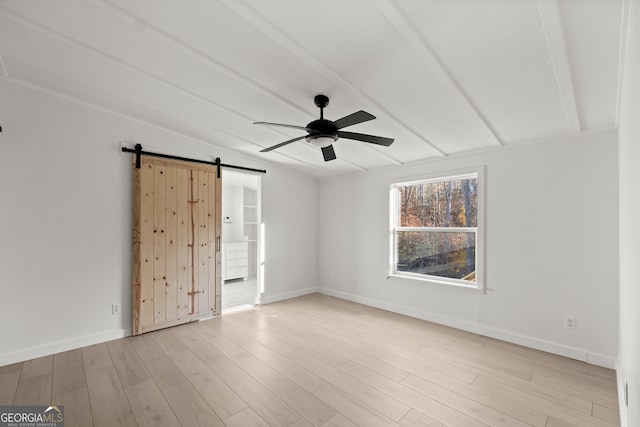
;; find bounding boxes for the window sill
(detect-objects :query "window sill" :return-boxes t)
[387,273,481,290]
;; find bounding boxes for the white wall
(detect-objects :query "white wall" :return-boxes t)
[318,129,619,367]
[221,184,244,243]
[618,0,640,424]
[259,164,318,303]
[0,79,318,365]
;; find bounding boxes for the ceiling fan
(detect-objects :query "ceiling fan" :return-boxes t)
[254,95,394,162]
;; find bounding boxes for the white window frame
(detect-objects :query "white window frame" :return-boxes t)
[389,167,485,291]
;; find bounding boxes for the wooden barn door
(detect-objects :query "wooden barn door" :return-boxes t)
[132,156,222,335]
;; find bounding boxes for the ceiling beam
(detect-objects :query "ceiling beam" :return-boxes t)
[373,0,503,148]
[536,0,581,133]
[218,0,440,161]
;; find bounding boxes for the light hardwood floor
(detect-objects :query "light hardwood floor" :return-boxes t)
[0,294,620,426]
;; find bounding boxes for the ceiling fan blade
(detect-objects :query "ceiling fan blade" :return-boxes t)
[332,110,376,129]
[253,121,310,132]
[337,131,394,146]
[321,145,337,162]
[260,135,307,152]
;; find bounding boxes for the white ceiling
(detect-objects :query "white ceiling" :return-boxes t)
[0,0,627,178]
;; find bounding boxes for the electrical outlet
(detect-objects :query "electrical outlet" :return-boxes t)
[112,303,121,315]
[564,315,577,330]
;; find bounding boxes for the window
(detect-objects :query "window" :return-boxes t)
[390,170,483,288]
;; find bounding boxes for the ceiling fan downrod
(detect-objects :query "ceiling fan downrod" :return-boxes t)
[314,94,329,120]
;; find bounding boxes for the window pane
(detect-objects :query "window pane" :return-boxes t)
[398,178,477,227]
[397,231,476,282]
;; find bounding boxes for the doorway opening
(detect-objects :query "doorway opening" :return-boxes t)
[221,170,261,313]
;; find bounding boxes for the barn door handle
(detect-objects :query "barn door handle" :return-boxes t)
[216,236,221,252]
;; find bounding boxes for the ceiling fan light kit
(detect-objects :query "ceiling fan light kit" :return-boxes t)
[308,135,337,148]
[255,95,394,162]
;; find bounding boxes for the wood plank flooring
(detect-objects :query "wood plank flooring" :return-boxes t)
[0,294,620,426]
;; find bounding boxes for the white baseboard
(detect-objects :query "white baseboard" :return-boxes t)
[260,287,318,305]
[0,328,131,367]
[318,287,617,369]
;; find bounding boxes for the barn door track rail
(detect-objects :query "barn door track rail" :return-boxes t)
[122,143,266,177]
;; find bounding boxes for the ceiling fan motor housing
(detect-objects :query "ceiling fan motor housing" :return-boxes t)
[305,118,338,147]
